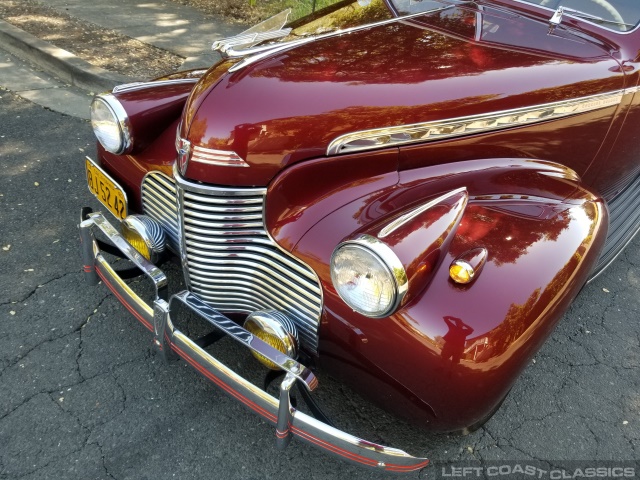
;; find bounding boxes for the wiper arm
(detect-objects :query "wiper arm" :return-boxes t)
[548,6,634,30]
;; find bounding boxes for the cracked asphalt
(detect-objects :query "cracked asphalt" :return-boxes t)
[0,90,638,480]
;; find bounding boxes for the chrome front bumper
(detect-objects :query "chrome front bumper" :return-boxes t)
[79,208,429,473]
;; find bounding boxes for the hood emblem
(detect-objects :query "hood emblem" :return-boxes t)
[191,146,250,168]
[177,138,191,176]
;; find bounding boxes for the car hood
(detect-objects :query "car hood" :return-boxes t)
[181,2,623,186]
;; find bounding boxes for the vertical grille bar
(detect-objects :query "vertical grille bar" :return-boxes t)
[142,171,322,353]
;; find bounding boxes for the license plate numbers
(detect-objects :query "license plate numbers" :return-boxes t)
[85,157,128,220]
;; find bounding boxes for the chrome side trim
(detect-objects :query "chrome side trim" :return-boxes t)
[191,145,249,168]
[112,78,200,94]
[327,90,624,156]
[379,187,468,238]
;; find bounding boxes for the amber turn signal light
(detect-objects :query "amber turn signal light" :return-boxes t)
[449,248,488,285]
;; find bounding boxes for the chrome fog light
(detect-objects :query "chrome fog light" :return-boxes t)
[244,310,299,370]
[121,215,166,263]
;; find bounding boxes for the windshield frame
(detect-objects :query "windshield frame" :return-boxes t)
[507,0,640,35]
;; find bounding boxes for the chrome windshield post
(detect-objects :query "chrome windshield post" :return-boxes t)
[276,372,297,449]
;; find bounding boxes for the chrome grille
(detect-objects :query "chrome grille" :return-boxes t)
[141,172,180,252]
[141,172,322,353]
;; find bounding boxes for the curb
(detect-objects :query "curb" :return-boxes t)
[0,19,137,93]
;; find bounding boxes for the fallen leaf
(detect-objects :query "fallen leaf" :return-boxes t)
[2,245,10,251]
[34,182,39,186]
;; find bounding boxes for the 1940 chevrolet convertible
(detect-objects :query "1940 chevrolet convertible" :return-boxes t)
[79,0,640,471]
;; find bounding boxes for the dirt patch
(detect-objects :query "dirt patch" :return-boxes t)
[0,0,184,79]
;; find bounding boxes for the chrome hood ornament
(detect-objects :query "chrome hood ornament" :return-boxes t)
[212,9,292,55]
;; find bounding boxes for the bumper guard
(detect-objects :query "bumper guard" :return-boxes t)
[79,208,429,473]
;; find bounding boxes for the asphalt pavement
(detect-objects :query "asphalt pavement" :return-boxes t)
[0,1,639,478]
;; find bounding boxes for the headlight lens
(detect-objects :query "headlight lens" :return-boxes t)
[331,235,407,318]
[90,95,131,154]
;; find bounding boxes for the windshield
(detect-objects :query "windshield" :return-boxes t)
[391,0,640,32]
[518,0,640,32]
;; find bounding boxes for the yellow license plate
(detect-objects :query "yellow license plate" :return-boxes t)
[85,157,128,220]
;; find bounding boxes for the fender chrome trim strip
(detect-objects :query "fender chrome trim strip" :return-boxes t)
[112,78,201,94]
[379,187,468,238]
[327,90,625,156]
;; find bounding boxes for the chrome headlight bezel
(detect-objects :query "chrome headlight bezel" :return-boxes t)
[330,234,408,318]
[90,94,132,155]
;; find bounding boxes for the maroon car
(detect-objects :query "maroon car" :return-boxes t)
[80,0,640,471]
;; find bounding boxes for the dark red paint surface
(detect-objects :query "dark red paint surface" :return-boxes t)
[94,0,640,430]
[290,158,607,429]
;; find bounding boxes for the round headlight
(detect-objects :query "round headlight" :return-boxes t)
[330,235,407,318]
[90,94,131,154]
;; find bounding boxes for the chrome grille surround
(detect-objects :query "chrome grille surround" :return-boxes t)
[141,171,322,354]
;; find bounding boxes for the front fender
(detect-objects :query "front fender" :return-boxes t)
[287,158,607,430]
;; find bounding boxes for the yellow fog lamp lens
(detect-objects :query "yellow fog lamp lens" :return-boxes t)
[120,215,166,263]
[243,311,298,370]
